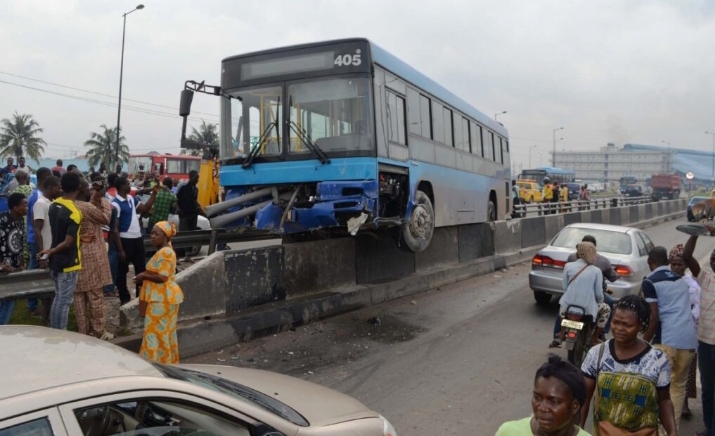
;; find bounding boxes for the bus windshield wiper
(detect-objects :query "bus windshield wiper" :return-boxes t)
[288,120,330,164]
[242,97,280,169]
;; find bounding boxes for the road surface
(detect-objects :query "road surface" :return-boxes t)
[185,217,709,436]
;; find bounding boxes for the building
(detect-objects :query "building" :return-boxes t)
[552,143,714,187]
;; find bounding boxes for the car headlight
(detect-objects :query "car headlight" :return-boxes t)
[380,415,397,436]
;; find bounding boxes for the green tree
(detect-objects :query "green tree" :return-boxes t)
[84,125,130,170]
[0,112,47,161]
[183,120,218,156]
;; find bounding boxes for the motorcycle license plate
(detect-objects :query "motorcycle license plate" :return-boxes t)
[561,319,584,330]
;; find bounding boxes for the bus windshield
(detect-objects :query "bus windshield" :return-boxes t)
[222,77,373,161]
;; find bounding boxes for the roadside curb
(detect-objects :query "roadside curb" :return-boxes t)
[112,210,685,358]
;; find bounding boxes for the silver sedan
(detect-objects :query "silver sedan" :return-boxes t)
[0,326,397,436]
[528,223,655,304]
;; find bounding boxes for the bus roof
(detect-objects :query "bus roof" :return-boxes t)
[222,38,508,138]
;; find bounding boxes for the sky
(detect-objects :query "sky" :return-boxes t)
[1,0,715,173]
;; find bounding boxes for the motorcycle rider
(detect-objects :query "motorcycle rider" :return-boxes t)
[550,241,611,348]
[549,235,618,346]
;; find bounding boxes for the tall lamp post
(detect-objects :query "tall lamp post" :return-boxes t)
[115,4,145,167]
[529,144,537,168]
[661,140,671,172]
[552,127,564,166]
[494,111,507,121]
[706,131,715,186]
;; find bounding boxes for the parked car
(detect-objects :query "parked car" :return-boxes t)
[623,184,643,197]
[517,180,542,203]
[0,326,398,436]
[528,223,655,304]
[688,196,711,222]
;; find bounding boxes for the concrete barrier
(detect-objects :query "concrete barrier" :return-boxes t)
[522,216,546,248]
[108,198,686,357]
[609,207,621,225]
[563,211,581,227]
[629,205,640,224]
[284,238,355,297]
[620,207,630,226]
[544,214,564,242]
[494,220,522,254]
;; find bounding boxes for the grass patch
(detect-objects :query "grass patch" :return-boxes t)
[9,298,78,332]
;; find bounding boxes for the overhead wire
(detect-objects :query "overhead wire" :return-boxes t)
[0,70,221,118]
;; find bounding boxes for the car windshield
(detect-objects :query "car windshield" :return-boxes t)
[152,363,309,427]
[551,227,632,255]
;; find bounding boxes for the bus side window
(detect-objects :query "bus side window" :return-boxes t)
[471,122,483,157]
[386,90,406,145]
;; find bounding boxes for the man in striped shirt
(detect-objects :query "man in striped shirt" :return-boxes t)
[683,236,715,436]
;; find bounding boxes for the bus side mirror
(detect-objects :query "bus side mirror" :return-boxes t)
[180,90,194,117]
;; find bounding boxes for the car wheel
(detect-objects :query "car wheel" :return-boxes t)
[534,291,552,305]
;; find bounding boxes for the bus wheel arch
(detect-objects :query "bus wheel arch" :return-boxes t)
[400,181,435,252]
[488,190,497,221]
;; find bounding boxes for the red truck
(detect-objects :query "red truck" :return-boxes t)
[650,173,681,200]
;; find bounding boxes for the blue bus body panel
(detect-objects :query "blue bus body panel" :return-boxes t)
[369,42,508,138]
[220,157,377,187]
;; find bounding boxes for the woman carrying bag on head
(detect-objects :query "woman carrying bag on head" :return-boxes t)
[134,220,184,364]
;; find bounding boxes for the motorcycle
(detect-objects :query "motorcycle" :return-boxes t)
[560,304,594,368]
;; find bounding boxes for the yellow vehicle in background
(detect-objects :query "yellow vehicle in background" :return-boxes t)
[517,180,543,203]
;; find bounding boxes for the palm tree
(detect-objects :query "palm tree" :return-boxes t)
[184,120,218,156]
[0,112,47,162]
[84,125,130,170]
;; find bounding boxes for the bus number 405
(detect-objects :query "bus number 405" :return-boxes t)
[334,53,361,66]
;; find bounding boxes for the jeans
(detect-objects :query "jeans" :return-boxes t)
[117,237,146,305]
[700,341,715,436]
[49,270,78,330]
[655,344,695,431]
[104,240,119,294]
[0,300,16,325]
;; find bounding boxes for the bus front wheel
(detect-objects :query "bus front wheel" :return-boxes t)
[400,190,434,252]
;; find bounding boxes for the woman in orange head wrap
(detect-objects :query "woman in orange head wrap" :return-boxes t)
[133,221,184,364]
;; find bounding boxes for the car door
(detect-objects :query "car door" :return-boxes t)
[0,408,68,436]
[57,391,288,436]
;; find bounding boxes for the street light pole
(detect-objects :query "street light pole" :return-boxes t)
[661,140,671,172]
[552,127,564,166]
[115,4,145,168]
[706,131,715,186]
[529,145,537,168]
[494,111,507,121]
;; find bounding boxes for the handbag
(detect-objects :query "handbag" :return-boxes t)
[593,343,658,436]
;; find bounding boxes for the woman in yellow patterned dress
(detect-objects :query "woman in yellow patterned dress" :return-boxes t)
[134,221,184,364]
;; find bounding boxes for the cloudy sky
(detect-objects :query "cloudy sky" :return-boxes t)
[1,0,714,172]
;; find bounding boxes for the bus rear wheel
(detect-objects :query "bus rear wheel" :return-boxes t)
[400,190,434,252]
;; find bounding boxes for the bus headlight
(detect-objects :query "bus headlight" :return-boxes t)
[380,415,397,436]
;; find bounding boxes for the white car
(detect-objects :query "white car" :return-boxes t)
[0,326,398,436]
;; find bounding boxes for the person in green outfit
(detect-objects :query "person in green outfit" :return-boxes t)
[496,355,591,436]
[148,177,177,230]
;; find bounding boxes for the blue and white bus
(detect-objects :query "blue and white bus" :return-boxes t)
[180,38,510,252]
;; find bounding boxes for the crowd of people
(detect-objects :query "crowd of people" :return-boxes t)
[0,160,195,365]
[506,230,713,436]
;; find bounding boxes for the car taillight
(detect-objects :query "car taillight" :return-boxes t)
[532,254,565,269]
[615,264,634,277]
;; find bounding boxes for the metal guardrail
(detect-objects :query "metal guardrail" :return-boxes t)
[144,228,277,254]
[512,195,655,217]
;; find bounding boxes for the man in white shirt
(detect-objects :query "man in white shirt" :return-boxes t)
[112,176,156,305]
[16,156,32,174]
[32,175,62,266]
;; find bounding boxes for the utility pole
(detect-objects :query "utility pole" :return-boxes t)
[552,127,564,166]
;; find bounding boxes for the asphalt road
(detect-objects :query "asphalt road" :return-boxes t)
[185,217,711,436]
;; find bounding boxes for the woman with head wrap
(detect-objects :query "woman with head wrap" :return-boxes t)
[554,242,610,347]
[580,295,677,436]
[496,355,591,435]
[669,244,701,419]
[133,221,184,364]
